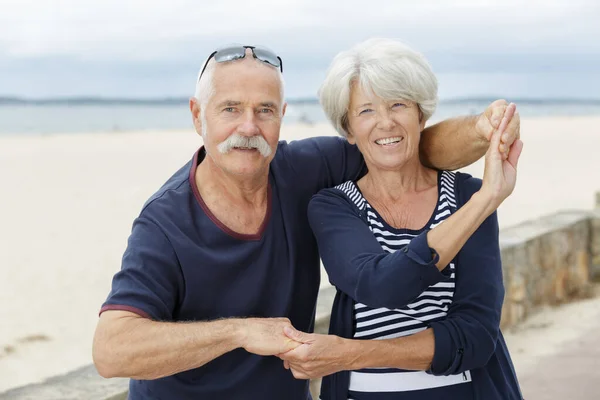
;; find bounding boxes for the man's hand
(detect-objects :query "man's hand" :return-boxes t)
[476,99,521,160]
[240,318,302,356]
[277,326,351,380]
[480,103,524,206]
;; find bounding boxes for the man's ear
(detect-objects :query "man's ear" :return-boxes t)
[282,102,287,117]
[189,97,202,135]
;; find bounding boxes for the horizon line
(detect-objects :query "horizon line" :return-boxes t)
[2,95,600,105]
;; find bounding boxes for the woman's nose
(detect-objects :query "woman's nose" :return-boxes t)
[376,110,395,131]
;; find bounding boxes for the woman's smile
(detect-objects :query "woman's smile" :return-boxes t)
[374,136,404,147]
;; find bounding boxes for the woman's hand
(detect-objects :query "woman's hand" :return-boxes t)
[480,103,524,207]
[476,99,521,160]
[277,326,352,380]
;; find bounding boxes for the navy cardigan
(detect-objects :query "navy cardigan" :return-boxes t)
[307,172,523,400]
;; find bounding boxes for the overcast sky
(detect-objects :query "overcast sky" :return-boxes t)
[1,0,599,99]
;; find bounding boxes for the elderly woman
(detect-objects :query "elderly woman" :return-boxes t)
[279,39,523,400]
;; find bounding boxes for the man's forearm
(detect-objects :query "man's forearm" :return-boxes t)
[420,115,487,170]
[343,328,435,371]
[93,312,243,380]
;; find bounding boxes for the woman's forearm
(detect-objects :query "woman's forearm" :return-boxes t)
[427,191,497,271]
[343,328,435,371]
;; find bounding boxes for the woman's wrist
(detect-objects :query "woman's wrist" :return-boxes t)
[337,337,364,371]
[470,190,501,218]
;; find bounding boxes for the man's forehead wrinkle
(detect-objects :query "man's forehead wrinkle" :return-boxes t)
[211,78,282,107]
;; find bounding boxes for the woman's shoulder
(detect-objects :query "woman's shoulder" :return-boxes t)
[309,180,366,213]
[441,171,483,207]
[456,172,482,204]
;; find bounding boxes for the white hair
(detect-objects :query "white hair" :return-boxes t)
[194,60,216,136]
[193,54,286,131]
[319,38,438,137]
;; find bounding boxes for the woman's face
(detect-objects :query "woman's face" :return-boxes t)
[346,81,425,172]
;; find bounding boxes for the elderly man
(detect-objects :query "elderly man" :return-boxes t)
[93,44,519,400]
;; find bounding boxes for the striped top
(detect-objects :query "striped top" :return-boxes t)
[333,171,474,400]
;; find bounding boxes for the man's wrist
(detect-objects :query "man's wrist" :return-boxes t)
[223,318,248,350]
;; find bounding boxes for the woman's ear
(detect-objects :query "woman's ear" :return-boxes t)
[418,109,426,132]
[343,115,356,144]
[346,129,356,145]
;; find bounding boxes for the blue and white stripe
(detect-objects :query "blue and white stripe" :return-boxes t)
[334,171,472,398]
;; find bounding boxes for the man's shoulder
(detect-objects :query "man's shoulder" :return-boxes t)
[140,157,194,218]
[274,136,349,159]
[271,136,355,182]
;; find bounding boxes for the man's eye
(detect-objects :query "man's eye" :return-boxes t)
[223,107,236,112]
[260,108,274,114]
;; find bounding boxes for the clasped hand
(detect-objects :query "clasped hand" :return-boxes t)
[479,101,524,208]
[241,319,344,379]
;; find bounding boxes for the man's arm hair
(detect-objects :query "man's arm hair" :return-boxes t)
[420,115,486,170]
[93,311,299,380]
[93,310,244,380]
[420,100,520,170]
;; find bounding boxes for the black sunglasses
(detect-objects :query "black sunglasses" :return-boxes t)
[198,45,283,81]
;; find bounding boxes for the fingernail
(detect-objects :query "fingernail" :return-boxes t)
[284,326,295,336]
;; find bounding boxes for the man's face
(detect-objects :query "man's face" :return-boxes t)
[194,53,285,178]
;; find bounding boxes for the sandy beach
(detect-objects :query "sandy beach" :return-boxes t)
[1,116,599,393]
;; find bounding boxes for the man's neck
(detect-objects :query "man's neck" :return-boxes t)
[194,151,270,236]
[196,152,269,204]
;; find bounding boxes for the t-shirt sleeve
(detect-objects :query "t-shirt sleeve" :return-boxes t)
[100,216,182,321]
[282,136,365,191]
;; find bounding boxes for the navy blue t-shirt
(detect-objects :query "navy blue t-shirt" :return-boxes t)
[101,137,364,400]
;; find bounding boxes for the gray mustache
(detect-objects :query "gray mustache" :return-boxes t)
[217,133,272,157]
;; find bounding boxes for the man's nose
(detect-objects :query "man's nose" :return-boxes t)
[237,109,260,136]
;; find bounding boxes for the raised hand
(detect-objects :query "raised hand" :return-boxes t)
[480,103,524,206]
[476,99,521,160]
[240,318,302,356]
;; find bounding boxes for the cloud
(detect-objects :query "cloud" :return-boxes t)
[0,0,598,98]
[1,0,598,59]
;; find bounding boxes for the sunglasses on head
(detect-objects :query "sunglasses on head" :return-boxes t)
[198,45,283,81]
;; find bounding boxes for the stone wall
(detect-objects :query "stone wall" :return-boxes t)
[2,209,600,400]
[499,211,596,328]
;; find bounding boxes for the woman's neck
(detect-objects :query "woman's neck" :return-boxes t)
[359,159,437,203]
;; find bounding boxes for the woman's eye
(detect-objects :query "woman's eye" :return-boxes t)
[358,109,373,115]
[392,102,406,108]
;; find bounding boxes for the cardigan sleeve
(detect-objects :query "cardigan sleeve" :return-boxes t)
[307,187,451,310]
[428,174,505,375]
